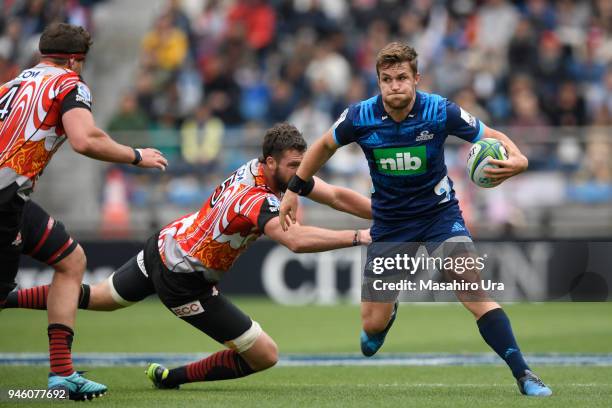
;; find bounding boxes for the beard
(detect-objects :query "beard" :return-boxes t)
[384,93,412,110]
[274,170,289,193]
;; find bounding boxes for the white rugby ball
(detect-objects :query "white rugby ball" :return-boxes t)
[466,138,508,188]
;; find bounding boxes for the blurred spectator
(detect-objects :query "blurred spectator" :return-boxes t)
[475,0,519,53]
[0,20,21,63]
[180,102,223,169]
[549,81,588,126]
[305,40,351,98]
[507,18,539,75]
[107,92,149,135]
[142,13,188,72]
[135,70,156,121]
[0,53,18,83]
[453,87,491,125]
[267,78,298,123]
[100,0,612,216]
[226,0,275,53]
[149,111,181,163]
[288,99,332,144]
[523,0,556,34]
[569,131,612,203]
[508,89,548,127]
[15,0,47,38]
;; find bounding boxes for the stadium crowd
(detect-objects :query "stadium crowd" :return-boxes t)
[2,0,611,230]
[110,0,612,208]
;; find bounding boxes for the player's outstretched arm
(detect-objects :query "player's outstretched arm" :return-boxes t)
[482,126,528,186]
[264,217,370,253]
[306,176,372,220]
[280,130,338,230]
[62,108,168,170]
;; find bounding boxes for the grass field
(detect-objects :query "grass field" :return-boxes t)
[1,299,611,407]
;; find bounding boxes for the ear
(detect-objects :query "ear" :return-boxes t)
[265,156,276,169]
[414,72,421,85]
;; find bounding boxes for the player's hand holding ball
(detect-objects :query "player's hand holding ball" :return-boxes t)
[467,138,528,188]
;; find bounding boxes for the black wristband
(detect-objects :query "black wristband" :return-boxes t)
[131,148,142,165]
[352,230,361,246]
[287,175,308,194]
[299,177,315,196]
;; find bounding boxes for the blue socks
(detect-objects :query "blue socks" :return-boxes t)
[477,308,529,379]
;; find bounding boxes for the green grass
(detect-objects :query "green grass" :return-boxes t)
[1,300,611,406]
[1,366,611,407]
[1,299,611,353]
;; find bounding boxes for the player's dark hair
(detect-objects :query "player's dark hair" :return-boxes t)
[39,23,92,61]
[259,123,307,163]
[376,42,418,77]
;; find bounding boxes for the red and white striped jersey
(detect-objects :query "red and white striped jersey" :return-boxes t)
[0,63,92,197]
[157,159,281,281]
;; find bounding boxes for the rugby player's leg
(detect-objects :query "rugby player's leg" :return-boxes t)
[0,186,24,306]
[148,292,277,388]
[361,301,396,334]
[4,250,154,311]
[359,239,405,356]
[360,301,398,357]
[438,234,551,396]
[16,201,107,399]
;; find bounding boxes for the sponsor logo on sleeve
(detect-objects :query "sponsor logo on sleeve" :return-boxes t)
[267,195,281,212]
[459,107,477,128]
[75,83,92,107]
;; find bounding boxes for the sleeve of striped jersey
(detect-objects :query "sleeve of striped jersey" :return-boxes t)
[331,105,357,146]
[60,81,92,115]
[445,100,484,143]
[244,193,280,231]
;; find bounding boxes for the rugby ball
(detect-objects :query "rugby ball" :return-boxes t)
[466,138,508,188]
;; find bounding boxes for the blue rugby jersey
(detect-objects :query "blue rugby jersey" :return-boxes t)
[332,91,484,225]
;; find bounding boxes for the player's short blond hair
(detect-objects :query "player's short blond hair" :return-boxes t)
[376,42,418,77]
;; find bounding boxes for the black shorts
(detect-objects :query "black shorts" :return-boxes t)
[21,201,78,265]
[110,233,253,346]
[0,183,25,291]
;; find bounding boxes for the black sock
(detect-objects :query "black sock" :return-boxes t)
[477,308,530,379]
[3,284,90,309]
[163,366,188,388]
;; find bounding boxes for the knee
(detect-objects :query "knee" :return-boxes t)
[243,334,279,372]
[54,245,86,278]
[255,338,279,371]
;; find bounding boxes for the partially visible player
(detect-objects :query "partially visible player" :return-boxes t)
[0,23,167,399]
[279,42,552,397]
[5,123,372,389]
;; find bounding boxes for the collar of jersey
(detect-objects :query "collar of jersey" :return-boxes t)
[376,91,422,122]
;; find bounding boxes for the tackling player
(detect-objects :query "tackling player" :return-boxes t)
[279,42,552,397]
[4,123,372,389]
[0,23,167,399]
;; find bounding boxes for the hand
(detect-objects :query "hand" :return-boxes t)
[279,190,299,231]
[483,148,528,186]
[137,148,168,171]
[359,228,372,245]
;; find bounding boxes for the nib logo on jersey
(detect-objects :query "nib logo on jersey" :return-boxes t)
[373,146,427,176]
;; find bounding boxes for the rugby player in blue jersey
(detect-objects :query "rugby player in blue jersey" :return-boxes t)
[279,42,551,397]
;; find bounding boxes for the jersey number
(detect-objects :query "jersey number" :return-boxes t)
[0,85,20,121]
[210,171,237,207]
